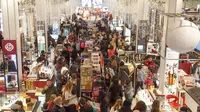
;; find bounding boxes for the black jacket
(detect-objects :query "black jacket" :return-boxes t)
[52,105,65,112]
[80,104,93,112]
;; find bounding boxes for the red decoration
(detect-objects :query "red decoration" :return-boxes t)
[2,40,17,54]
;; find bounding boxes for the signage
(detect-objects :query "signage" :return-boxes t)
[2,40,16,54]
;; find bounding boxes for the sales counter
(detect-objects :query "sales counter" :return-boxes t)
[183,86,200,112]
[136,89,178,112]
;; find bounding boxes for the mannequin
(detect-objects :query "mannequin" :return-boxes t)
[37,31,45,54]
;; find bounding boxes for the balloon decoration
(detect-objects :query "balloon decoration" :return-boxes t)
[167,20,200,53]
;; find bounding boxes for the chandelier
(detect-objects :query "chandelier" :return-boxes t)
[18,0,35,7]
[51,0,69,5]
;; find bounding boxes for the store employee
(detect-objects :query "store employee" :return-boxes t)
[194,62,200,83]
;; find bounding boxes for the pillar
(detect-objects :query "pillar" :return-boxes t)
[159,0,182,93]
[1,0,23,89]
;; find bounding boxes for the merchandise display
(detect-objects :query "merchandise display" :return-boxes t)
[0,92,39,111]
[80,65,93,91]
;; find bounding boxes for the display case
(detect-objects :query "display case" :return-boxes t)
[0,54,19,92]
[136,89,175,111]
[0,92,39,112]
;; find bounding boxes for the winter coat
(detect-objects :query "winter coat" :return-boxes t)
[118,69,129,86]
[124,83,133,101]
[52,105,65,112]
[137,70,145,82]
[63,91,78,107]
[42,85,59,102]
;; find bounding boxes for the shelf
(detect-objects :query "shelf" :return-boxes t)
[26,90,36,93]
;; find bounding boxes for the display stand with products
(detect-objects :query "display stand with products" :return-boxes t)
[80,65,93,96]
[91,52,101,72]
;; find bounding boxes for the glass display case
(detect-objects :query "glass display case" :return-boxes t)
[0,54,19,92]
[4,55,18,92]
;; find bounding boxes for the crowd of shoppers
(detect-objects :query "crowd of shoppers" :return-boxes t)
[18,13,164,112]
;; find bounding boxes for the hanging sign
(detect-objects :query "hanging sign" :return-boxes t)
[2,40,17,54]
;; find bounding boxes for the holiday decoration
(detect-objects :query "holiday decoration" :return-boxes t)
[167,20,200,53]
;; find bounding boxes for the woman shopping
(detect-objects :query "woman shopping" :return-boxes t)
[62,82,78,112]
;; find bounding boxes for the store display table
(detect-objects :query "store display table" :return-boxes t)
[184,86,200,112]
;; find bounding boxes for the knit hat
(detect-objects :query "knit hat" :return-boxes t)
[10,104,18,110]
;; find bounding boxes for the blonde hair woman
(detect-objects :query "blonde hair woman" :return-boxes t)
[62,82,78,111]
[110,99,123,112]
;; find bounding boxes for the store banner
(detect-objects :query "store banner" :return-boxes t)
[2,40,17,54]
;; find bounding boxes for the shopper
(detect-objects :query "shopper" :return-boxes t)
[193,61,200,83]
[10,104,18,112]
[108,45,115,58]
[149,64,159,88]
[52,96,66,112]
[100,36,109,53]
[144,56,154,67]
[110,56,118,74]
[118,61,129,86]
[48,94,57,111]
[151,100,160,112]
[110,99,123,112]
[119,100,132,112]
[71,45,78,64]
[124,80,133,102]
[62,82,78,112]
[15,100,25,112]
[133,65,145,98]
[105,73,111,88]
[99,90,109,112]
[42,80,59,102]
[133,101,147,112]
[109,79,123,106]
[79,97,93,112]
[71,74,78,97]
[191,55,200,74]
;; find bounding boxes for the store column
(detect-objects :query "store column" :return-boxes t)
[159,0,182,93]
[1,0,23,89]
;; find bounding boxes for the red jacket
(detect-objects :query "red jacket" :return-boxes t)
[108,49,115,58]
[48,100,54,111]
[145,60,154,67]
